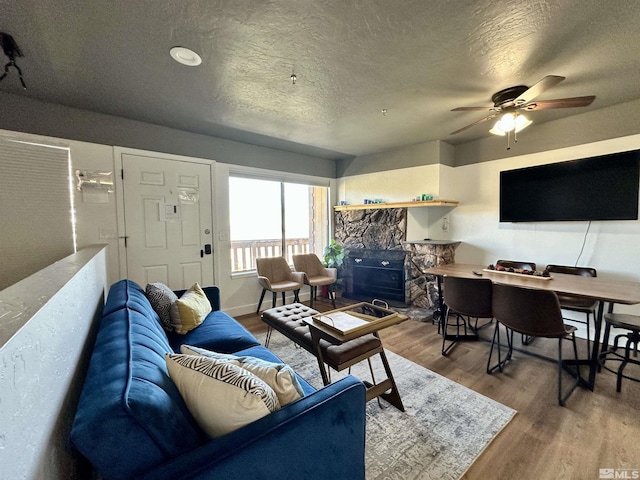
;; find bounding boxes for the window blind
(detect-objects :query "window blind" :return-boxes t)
[228,165,331,187]
[0,137,75,290]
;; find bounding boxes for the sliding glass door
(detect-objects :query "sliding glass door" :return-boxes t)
[229,176,329,273]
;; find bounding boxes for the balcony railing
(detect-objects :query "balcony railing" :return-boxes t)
[231,238,311,272]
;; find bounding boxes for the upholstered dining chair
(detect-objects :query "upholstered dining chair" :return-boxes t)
[255,256,304,313]
[544,264,598,357]
[488,283,581,406]
[292,253,337,308]
[441,276,493,356]
[496,259,537,345]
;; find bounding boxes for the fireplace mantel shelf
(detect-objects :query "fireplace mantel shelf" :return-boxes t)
[334,199,459,211]
[403,240,461,246]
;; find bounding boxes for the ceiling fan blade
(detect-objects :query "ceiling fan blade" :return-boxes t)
[451,106,494,112]
[523,95,596,110]
[514,75,565,105]
[450,113,498,135]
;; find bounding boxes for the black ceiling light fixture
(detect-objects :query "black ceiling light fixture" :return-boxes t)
[0,32,27,89]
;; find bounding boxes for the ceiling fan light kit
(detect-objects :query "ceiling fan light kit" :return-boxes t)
[450,75,595,149]
[489,112,532,136]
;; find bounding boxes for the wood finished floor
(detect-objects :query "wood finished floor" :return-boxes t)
[237,297,640,480]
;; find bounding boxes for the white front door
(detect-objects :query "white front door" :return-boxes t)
[121,153,214,290]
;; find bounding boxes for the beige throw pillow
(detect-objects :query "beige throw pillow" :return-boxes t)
[170,283,211,334]
[166,353,280,437]
[181,345,304,406]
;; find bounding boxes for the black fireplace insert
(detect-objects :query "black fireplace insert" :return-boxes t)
[344,249,410,306]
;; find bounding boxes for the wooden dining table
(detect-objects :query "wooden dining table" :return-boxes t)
[424,263,640,390]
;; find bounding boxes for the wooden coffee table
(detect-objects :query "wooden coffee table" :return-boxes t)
[304,302,407,411]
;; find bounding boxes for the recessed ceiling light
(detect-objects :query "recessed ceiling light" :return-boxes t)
[169,46,202,66]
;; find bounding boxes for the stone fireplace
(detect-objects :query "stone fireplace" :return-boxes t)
[402,240,460,311]
[334,207,459,313]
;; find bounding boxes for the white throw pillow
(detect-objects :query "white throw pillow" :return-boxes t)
[181,345,304,406]
[166,353,280,438]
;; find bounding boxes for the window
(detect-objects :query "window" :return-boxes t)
[229,176,329,273]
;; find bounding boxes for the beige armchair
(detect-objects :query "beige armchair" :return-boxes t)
[255,256,304,313]
[292,253,337,308]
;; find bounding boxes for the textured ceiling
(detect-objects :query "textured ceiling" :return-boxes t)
[2,0,640,159]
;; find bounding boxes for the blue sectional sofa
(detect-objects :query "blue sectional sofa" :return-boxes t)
[71,280,366,480]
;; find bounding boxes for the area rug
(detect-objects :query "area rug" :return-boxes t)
[257,330,517,480]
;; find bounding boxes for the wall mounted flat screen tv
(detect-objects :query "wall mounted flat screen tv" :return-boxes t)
[500,150,640,222]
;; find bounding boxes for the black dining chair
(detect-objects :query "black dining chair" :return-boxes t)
[496,260,537,346]
[598,312,640,392]
[544,265,598,358]
[488,283,581,406]
[441,276,493,356]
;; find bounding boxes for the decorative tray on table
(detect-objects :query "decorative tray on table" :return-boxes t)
[483,264,552,280]
[312,302,400,335]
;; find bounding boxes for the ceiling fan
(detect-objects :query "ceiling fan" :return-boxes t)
[449,75,595,137]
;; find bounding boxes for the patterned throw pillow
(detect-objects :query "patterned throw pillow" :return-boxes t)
[181,345,305,406]
[166,353,280,437]
[170,283,212,334]
[145,283,178,331]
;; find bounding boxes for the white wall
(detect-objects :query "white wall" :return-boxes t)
[70,141,120,287]
[0,129,120,288]
[1,128,340,316]
[4,127,638,318]
[337,163,441,205]
[448,135,640,279]
[0,91,339,178]
[338,135,640,317]
[0,246,107,480]
[336,163,457,242]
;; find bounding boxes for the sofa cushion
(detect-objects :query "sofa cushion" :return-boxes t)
[181,345,304,405]
[102,278,162,319]
[166,354,280,438]
[168,310,261,353]
[146,282,178,331]
[71,280,206,480]
[233,344,317,396]
[170,283,212,334]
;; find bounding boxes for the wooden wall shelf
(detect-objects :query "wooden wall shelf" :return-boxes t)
[334,200,459,211]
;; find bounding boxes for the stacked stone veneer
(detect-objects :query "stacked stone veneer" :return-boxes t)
[402,241,460,310]
[334,207,459,311]
[334,208,407,250]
